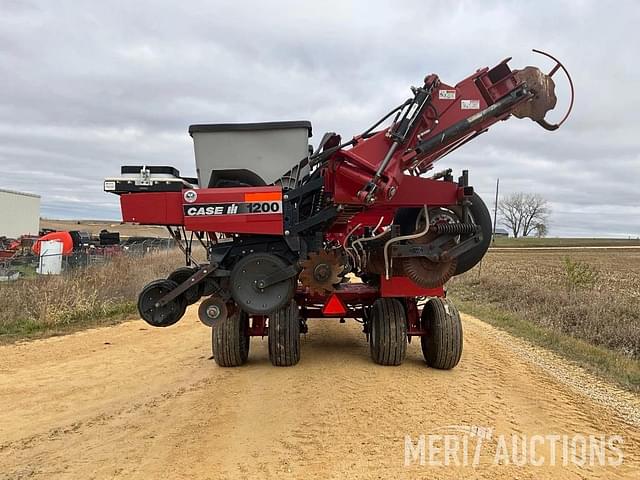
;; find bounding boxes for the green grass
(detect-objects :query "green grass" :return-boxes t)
[450,294,640,392]
[0,301,137,344]
[491,237,640,248]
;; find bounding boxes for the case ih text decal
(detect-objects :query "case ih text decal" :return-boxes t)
[183,192,282,216]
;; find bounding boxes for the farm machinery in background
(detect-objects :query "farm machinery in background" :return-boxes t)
[0,230,121,278]
[0,228,173,280]
[105,50,572,368]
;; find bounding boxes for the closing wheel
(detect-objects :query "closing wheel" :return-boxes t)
[137,279,187,327]
[420,298,463,369]
[212,310,250,367]
[369,298,407,366]
[167,266,203,305]
[268,299,300,366]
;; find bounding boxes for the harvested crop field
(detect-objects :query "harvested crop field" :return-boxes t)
[450,248,640,387]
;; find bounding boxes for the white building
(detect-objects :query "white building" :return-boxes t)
[0,188,41,238]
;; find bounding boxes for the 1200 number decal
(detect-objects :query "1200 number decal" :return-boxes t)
[184,201,282,217]
[249,202,281,213]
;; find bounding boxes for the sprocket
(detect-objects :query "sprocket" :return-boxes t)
[403,251,457,288]
[299,250,345,295]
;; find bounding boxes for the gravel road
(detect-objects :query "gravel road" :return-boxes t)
[1,309,638,479]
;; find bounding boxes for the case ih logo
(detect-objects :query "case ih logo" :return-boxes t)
[183,190,198,203]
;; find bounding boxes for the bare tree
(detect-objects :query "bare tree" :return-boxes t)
[498,193,550,238]
[534,223,548,238]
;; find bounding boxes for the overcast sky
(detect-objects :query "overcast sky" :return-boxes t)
[1,0,638,237]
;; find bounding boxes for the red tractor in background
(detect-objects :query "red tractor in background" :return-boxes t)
[105,50,573,368]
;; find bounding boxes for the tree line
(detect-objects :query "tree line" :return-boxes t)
[497,192,550,238]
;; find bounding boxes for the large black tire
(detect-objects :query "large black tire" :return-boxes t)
[369,298,407,366]
[420,298,463,369]
[268,300,301,366]
[212,311,250,367]
[454,192,492,276]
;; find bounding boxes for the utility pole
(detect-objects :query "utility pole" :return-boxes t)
[492,178,499,243]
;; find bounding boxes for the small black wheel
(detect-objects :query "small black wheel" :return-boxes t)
[198,296,228,327]
[212,311,250,367]
[268,300,300,366]
[420,298,463,369]
[137,279,187,327]
[369,298,407,366]
[167,266,203,305]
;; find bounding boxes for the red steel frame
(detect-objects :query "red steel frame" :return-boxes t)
[229,282,443,339]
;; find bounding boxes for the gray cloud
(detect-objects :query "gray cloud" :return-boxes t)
[0,0,638,237]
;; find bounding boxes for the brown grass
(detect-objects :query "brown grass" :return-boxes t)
[451,250,640,357]
[449,249,640,388]
[0,250,185,341]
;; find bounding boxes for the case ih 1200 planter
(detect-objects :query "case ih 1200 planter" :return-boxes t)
[105,50,572,368]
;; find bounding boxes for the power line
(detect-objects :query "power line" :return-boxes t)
[492,178,499,244]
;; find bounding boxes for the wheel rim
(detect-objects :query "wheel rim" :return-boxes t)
[138,280,185,327]
[230,254,294,314]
